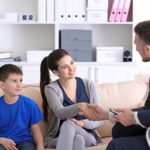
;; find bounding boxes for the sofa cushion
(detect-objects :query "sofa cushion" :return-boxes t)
[97,80,148,109]
[95,80,148,137]
[135,74,150,83]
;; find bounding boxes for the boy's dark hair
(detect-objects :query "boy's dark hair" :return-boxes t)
[0,64,23,82]
[134,20,150,44]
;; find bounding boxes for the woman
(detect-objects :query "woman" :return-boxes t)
[40,49,103,150]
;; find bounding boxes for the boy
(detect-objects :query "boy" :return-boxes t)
[0,64,44,150]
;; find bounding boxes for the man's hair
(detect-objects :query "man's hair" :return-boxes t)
[134,20,150,44]
[0,64,23,82]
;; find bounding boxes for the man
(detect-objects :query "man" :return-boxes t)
[83,20,150,149]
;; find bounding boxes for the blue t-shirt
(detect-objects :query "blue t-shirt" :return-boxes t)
[0,95,43,144]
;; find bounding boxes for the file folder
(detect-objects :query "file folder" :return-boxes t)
[72,0,80,22]
[121,0,131,22]
[78,0,86,22]
[46,0,54,23]
[38,0,46,22]
[115,0,126,22]
[109,0,120,22]
[55,0,66,22]
[65,0,73,22]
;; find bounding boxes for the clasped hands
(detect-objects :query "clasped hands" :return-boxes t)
[78,103,134,127]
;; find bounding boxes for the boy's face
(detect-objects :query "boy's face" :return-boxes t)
[0,73,23,97]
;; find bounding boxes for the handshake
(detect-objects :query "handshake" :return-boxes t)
[77,103,109,121]
[78,103,134,127]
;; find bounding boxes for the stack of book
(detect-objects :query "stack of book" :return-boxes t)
[0,52,21,62]
[0,52,13,61]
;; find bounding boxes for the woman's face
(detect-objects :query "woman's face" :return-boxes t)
[54,55,76,80]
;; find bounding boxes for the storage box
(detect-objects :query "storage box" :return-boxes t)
[60,30,92,62]
[87,0,108,10]
[96,47,124,63]
[27,50,52,63]
[87,10,108,23]
[0,12,18,22]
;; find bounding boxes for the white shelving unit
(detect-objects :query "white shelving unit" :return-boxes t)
[0,0,140,84]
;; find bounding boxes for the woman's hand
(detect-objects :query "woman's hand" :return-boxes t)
[78,103,108,121]
[70,118,85,127]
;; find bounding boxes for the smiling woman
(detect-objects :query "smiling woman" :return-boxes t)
[40,49,103,150]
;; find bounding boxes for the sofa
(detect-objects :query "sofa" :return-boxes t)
[0,77,149,150]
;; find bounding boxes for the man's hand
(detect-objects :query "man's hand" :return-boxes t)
[0,138,18,150]
[114,109,133,126]
[78,103,109,121]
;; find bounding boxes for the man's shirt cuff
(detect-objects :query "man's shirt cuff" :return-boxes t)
[134,111,146,128]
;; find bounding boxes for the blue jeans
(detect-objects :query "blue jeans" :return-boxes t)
[0,141,36,150]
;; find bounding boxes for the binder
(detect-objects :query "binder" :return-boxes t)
[121,0,132,22]
[72,0,80,22]
[109,0,120,22]
[55,0,66,22]
[115,0,126,22]
[46,0,54,23]
[78,0,86,22]
[65,0,73,22]
[38,0,46,22]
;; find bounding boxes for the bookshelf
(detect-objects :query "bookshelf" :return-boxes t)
[0,0,139,84]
